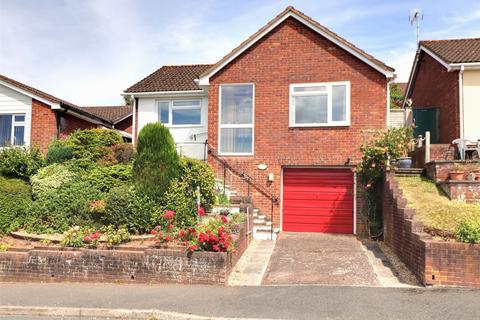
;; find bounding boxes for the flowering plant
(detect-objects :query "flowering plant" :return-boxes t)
[83,230,101,247]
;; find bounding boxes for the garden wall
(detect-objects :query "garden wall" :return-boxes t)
[409,144,455,168]
[383,173,480,288]
[0,220,251,285]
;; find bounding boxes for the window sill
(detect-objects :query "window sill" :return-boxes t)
[289,123,350,128]
[218,152,254,157]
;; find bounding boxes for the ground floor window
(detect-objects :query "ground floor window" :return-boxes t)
[0,114,26,146]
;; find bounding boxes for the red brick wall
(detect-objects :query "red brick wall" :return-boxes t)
[409,144,455,168]
[383,173,480,288]
[115,116,132,134]
[207,18,387,229]
[30,99,57,152]
[409,52,460,143]
[59,113,97,139]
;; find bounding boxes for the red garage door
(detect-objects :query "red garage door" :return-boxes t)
[282,168,354,233]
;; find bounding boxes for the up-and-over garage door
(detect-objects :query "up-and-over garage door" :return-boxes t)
[282,168,354,234]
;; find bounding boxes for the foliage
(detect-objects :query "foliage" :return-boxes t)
[123,95,133,106]
[186,215,235,252]
[215,193,230,205]
[46,140,74,164]
[24,180,103,234]
[84,164,132,192]
[103,143,135,165]
[157,179,197,229]
[100,225,130,246]
[103,186,159,234]
[179,157,216,209]
[0,242,9,251]
[60,225,130,247]
[357,127,413,237]
[390,83,404,109]
[456,218,480,244]
[0,177,32,234]
[60,226,84,247]
[0,147,43,179]
[133,123,180,202]
[66,129,123,162]
[30,164,77,199]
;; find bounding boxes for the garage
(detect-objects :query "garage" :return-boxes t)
[282,168,355,234]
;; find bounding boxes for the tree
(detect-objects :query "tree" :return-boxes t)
[123,95,133,106]
[390,83,404,109]
[133,123,180,202]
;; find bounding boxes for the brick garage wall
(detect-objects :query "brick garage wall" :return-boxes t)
[383,173,480,287]
[30,99,57,152]
[115,116,132,134]
[207,17,387,229]
[0,220,250,285]
[409,52,460,144]
[59,113,98,138]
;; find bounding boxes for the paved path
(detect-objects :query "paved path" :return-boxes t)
[1,283,480,319]
[263,233,380,286]
[228,240,275,286]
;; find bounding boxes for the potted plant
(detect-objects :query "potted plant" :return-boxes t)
[473,168,480,181]
[449,163,465,181]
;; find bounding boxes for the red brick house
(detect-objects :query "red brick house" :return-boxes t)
[404,38,480,144]
[125,7,394,238]
[0,74,132,152]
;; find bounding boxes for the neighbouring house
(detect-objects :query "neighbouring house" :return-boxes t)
[404,38,480,144]
[124,6,395,236]
[0,74,133,152]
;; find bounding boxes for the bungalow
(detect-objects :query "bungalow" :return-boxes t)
[124,6,394,235]
[404,38,480,144]
[0,74,133,152]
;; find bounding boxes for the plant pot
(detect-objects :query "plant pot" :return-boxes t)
[397,157,412,169]
[475,175,480,181]
[449,171,465,181]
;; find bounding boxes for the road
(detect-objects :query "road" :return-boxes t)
[1,283,479,319]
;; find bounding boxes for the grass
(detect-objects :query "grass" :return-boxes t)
[396,177,480,235]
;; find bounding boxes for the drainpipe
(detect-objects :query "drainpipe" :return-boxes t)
[458,66,464,139]
[55,111,61,139]
[132,96,137,146]
[386,78,395,128]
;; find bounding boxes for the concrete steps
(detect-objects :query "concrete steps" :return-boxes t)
[253,208,279,240]
[394,168,423,177]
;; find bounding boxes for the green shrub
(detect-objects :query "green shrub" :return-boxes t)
[0,147,43,179]
[133,123,180,202]
[84,164,132,192]
[103,186,159,234]
[180,157,215,209]
[30,164,77,199]
[60,226,84,247]
[157,179,197,228]
[0,177,32,234]
[102,143,134,165]
[100,225,130,245]
[67,129,123,162]
[456,218,480,244]
[46,140,74,164]
[24,180,103,234]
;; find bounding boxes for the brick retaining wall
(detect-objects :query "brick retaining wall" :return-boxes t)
[383,173,480,288]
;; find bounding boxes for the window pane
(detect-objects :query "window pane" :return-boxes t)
[220,85,253,124]
[14,115,25,122]
[0,115,12,147]
[172,108,201,125]
[294,95,328,124]
[158,102,169,123]
[220,128,252,153]
[332,85,346,121]
[13,126,25,146]
[172,100,201,107]
[293,86,326,92]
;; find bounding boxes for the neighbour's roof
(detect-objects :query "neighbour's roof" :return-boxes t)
[124,64,212,93]
[420,38,480,64]
[80,105,132,123]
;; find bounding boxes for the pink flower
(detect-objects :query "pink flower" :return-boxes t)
[197,207,206,217]
[162,210,175,219]
[212,245,220,252]
[165,236,172,242]
[91,232,100,239]
[150,229,157,235]
[221,216,229,224]
[188,245,198,252]
[83,236,91,242]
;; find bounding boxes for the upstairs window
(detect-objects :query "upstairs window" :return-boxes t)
[219,84,254,155]
[0,114,26,147]
[157,100,202,126]
[289,82,350,127]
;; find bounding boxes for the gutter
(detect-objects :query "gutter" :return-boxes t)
[62,104,113,128]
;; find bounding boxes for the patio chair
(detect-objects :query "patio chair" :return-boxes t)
[452,139,478,160]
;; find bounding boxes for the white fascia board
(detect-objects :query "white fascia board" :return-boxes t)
[65,110,105,125]
[198,11,394,84]
[0,80,62,110]
[122,90,207,98]
[419,46,452,71]
[450,62,480,70]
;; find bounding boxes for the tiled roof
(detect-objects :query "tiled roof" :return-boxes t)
[80,106,132,123]
[200,6,394,79]
[421,38,480,64]
[124,64,212,93]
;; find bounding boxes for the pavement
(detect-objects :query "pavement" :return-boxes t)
[263,233,382,286]
[1,283,480,319]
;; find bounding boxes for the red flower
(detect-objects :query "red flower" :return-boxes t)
[91,232,100,239]
[83,236,91,242]
[221,216,229,224]
[212,245,220,252]
[188,245,198,252]
[187,227,196,234]
[162,210,175,219]
[165,236,172,242]
[199,233,209,243]
[150,229,157,235]
[179,230,185,237]
[197,207,206,217]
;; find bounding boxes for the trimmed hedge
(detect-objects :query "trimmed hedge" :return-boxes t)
[0,177,32,234]
[0,147,43,179]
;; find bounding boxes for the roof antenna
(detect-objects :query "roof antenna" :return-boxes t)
[409,8,423,43]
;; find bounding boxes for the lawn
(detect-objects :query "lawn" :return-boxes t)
[396,176,480,235]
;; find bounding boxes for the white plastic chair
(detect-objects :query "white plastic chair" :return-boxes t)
[452,139,477,160]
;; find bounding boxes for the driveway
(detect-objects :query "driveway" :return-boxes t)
[262,232,380,286]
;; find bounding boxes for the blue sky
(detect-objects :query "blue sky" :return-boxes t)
[1,0,479,105]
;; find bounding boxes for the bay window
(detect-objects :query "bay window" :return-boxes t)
[157,100,202,126]
[290,82,350,127]
[0,114,26,147]
[219,84,254,155]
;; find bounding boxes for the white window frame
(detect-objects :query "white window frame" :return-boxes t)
[218,83,255,156]
[0,113,26,147]
[156,99,203,128]
[289,81,351,127]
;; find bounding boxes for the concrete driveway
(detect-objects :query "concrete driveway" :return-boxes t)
[262,232,380,286]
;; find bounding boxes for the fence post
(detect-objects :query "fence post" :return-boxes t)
[425,131,431,163]
[418,135,423,148]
